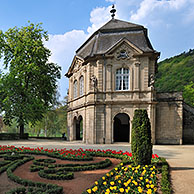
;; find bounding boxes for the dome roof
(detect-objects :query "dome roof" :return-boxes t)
[76,19,155,59]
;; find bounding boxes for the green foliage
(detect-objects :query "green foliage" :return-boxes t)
[26,96,68,137]
[131,109,152,165]
[183,81,194,106]
[155,49,194,106]
[160,157,172,194]
[0,22,61,137]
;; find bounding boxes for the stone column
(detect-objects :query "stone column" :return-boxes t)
[149,103,156,144]
[134,62,140,91]
[107,64,112,91]
[106,105,112,143]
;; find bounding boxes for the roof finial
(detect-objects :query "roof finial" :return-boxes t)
[110,4,116,19]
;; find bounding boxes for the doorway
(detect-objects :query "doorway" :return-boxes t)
[113,113,130,142]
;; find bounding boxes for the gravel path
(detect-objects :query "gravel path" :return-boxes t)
[1,139,194,193]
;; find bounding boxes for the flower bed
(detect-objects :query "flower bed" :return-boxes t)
[0,145,171,194]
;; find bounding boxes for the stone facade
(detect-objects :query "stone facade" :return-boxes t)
[65,18,192,145]
[156,92,183,144]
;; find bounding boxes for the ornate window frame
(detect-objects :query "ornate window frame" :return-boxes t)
[115,68,130,91]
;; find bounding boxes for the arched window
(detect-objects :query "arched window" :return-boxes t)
[116,68,130,90]
[73,80,78,98]
[79,76,84,96]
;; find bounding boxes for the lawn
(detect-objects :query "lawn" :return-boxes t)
[0,145,171,194]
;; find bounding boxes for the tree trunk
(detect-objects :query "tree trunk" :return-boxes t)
[20,124,25,139]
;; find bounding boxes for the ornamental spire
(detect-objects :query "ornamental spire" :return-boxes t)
[110,4,116,19]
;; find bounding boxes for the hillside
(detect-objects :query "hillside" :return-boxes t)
[155,49,194,93]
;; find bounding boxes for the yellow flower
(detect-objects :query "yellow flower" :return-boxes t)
[127,186,130,190]
[147,189,152,194]
[128,165,132,168]
[113,186,117,190]
[146,184,150,188]
[154,187,157,192]
[150,168,153,171]
[149,180,152,184]
[135,169,138,173]
[87,189,92,193]
[95,181,98,185]
[102,176,105,180]
[105,189,110,194]
[110,186,114,190]
[140,177,143,180]
[103,181,107,185]
[153,166,156,169]
[127,179,131,184]
[118,180,121,184]
[146,179,149,182]
[119,188,124,193]
[151,184,154,188]
[150,174,153,178]
[120,163,123,166]
[138,187,143,193]
[125,189,129,193]
[110,181,115,185]
[145,165,148,167]
[115,167,118,171]
[124,182,128,187]
[152,171,155,174]
[124,167,128,171]
[92,186,98,192]
[131,176,133,179]
[106,173,110,176]
[110,172,113,175]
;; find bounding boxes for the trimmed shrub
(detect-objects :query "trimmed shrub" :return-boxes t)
[131,109,152,165]
[0,133,28,140]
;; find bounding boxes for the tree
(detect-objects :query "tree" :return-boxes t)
[183,81,194,107]
[0,22,61,138]
[131,109,152,165]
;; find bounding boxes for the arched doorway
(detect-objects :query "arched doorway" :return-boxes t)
[113,113,130,142]
[76,116,83,140]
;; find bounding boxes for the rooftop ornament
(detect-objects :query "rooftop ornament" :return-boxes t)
[110,4,116,19]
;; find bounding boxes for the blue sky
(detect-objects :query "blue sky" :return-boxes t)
[0,0,194,100]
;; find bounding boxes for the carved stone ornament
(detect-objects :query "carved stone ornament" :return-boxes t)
[90,75,98,88]
[73,59,82,73]
[115,44,133,61]
[119,107,126,113]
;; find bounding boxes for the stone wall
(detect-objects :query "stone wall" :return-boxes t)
[156,92,183,144]
[183,103,194,144]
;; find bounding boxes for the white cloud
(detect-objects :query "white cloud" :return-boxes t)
[130,0,187,23]
[87,6,112,34]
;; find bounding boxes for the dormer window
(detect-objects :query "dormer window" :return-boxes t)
[116,68,130,91]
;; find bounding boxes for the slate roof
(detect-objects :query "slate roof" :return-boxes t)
[76,19,155,59]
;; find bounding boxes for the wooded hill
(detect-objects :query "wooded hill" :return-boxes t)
[155,49,194,106]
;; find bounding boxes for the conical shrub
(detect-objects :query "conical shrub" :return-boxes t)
[131,109,152,165]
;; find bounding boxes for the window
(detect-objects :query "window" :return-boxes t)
[116,68,130,90]
[73,80,78,98]
[79,76,84,96]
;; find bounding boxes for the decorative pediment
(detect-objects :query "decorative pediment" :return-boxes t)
[65,56,84,77]
[105,38,143,60]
